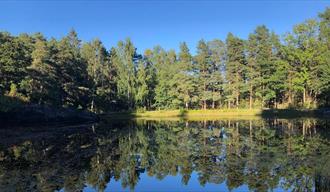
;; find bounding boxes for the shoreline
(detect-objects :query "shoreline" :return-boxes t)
[106,109,330,119]
[0,104,99,126]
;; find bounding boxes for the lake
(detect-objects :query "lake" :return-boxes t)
[0,118,329,192]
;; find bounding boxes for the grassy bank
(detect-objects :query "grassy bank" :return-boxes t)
[135,109,262,118]
[105,108,330,119]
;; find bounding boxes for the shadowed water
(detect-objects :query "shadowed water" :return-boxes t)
[0,118,330,192]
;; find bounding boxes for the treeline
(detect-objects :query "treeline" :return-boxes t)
[0,8,329,112]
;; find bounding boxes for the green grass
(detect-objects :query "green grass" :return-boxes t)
[135,109,262,118]
[104,108,328,120]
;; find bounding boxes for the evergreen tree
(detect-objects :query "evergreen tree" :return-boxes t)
[247,26,278,108]
[195,39,212,109]
[56,30,89,108]
[112,38,139,109]
[142,49,157,110]
[0,32,33,96]
[172,42,196,109]
[135,60,149,109]
[208,39,225,108]
[81,39,109,112]
[225,33,246,108]
[25,35,55,104]
[318,8,330,106]
[284,20,322,108]
[268,32,290,108]
[153,46,175,109]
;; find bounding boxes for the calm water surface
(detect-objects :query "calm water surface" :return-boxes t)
[0,118,330,192]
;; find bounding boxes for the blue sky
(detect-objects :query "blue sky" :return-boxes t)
[0,1,329,53]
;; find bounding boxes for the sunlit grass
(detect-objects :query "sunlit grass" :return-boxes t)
[105,108,326,120]
[134,109,262,118]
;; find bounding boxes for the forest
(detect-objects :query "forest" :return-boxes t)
[1,8,329,113]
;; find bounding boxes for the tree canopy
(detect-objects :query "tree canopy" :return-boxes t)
[1,8,329,112]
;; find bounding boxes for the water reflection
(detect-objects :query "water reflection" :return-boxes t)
[0,118,330,192]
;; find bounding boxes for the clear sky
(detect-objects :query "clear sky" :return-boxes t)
[0,0,329,53]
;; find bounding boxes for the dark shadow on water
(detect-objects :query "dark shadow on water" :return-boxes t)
[260,108,330,119]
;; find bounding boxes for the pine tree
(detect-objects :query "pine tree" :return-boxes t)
[195,39,212,109]
[247,26,277,108]
[318,8,330,106]
[268,32,290,108]
[284,20,321,108]
[208,39,225,108]
[135,60,149,108]
[56,30,89,108]
[81,38,108,112]
[26,35,55,104]
[153,47,177,109]
[225,33,246,108]
[0,32,33,96]
[142,49,157,110]
[112,38,139,109]
[172,42,195,109]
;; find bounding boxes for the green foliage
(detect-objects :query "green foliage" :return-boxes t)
[112,38,139,109]
[226,33,246,108]
[0,8,329,112]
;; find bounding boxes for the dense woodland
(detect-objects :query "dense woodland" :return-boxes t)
[1,8,330,113]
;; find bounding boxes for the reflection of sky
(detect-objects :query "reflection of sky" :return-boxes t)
[80,171,289,192]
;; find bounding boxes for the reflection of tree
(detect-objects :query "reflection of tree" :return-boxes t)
[0,118,329,191]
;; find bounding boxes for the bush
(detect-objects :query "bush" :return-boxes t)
[136,107,146,113]
[179,108,187,116]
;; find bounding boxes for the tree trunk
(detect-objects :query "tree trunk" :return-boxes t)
[90,98,94,112]
[39,85,44,105]
[288,76,293,106]
[249,86,253,109]
[303,87,306,105]
[262,84,265,108]
[249,120,252,138]
[274,97,278,109]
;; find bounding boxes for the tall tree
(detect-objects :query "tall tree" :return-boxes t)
[247,26,277,108]
[0,32,33,96]
[284,20,322,108]
[196,40,212,109]
[225,33,246,108]
[318,8,330,106]
[135,59,152,109]
[56,30,89,108]
[112,38,139,109]
[25,34,56,104]
[268,32,290,108]
[153,47,177,109]
[81,39,109,112]
[208,39,225,108]
[172,42,196,109]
